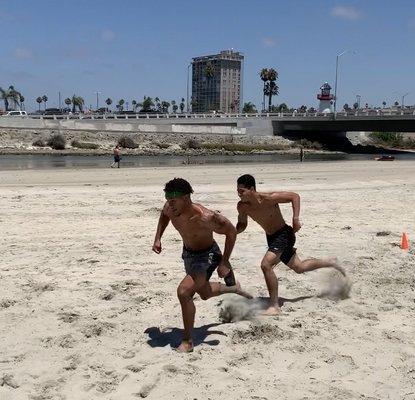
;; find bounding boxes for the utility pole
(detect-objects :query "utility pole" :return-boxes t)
[94,91,101,111]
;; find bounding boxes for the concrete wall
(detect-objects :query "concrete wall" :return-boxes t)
[0,116,276,136]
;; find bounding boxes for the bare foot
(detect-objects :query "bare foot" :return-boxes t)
[235,282,253,299]
[261,305,281,316]
[176,340,193,353]
[329,258,346,276]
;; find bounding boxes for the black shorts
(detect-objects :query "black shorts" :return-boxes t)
[182,242,222,280]
[266,224,296,265]
[114,155,121,162]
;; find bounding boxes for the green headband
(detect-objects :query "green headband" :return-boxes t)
[165,190,186,199]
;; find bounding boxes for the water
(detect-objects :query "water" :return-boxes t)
[0,152,413,170]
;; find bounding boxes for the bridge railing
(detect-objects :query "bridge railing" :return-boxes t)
[9,108,415,120]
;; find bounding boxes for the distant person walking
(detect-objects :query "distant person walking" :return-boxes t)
[111,145,121,168]
[300,147,304,162]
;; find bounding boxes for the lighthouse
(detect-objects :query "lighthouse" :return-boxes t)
[317,82,333,113]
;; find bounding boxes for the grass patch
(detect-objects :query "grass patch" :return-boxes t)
[71,140,99,150]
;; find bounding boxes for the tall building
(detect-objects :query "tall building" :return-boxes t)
[191,50,244,113]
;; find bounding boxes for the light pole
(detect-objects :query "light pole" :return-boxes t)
[334,50,354,115]
[94,91,101,111]
[402,92,410,108]
[186,63,191,112]
[356,94,361,109]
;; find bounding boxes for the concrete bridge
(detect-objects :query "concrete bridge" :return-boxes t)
[1,110,414,137]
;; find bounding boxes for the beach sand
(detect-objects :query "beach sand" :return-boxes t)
[0,160,414,400]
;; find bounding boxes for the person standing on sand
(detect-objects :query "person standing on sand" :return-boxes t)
[152,178,252,353]
[110,145,121,168]
[300,147,304,162]
[235,174,345,316]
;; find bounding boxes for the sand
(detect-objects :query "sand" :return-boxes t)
[0,160,414,400]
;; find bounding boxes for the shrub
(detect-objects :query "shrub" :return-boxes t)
[118,136,138,149]
[200,143,288,152]
[154,142,170,149]
[369,132,406,148]
[32,139,46,147]
[296,139,323,150]
[47,134,66,150]
[184,139,201,149]
[71,140,99,150]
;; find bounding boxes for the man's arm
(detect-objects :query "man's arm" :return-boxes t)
[211,212,237,263]
[268,191,301,232]
[152,203,170,254]
[236,201,248,234]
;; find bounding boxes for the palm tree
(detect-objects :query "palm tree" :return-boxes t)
[36,96,43,112]
[260,68,279,112]
[20,95,25,110]
[171,100,178,113]
[180,97,185,113]
[64,97,71,108]
[260,68,269,111]
[132,100,137,112]
[242,102,257,113]
[154,97,161,112]
[42,95,48,110]
[0,87,10,111]
[117,99,125,112]
[105,98,112,111]
[71,95,84,113]
[0,86,23,111]
[277,103,288,113]
[138,96,155,112]
[161,101,170,113]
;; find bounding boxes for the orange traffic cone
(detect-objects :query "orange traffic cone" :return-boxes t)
[401,232,409,251]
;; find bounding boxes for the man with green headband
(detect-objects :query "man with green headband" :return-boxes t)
[152,177,252,353]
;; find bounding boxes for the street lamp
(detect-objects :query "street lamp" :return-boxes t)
[186,63,192,113]
[356,94,361,109]
[402,92,410,108]
[94,91,101,111]
[334,50,355,115]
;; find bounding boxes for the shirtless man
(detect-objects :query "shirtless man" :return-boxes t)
[236,174,345,316]
[110,145,121,168]
[152,178,251,353]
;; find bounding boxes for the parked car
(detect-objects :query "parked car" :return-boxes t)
[44,108,63,115]
[3,110,28,117]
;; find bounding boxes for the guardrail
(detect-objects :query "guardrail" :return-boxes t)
[5,109,415,120]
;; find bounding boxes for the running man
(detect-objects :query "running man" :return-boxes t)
[152,178,251,353]
[236,174,345,316]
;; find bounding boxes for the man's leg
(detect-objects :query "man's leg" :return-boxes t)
[260,251,281,315]
[193,273,252,300]
[287,254,345,276]
[177,275,196,352]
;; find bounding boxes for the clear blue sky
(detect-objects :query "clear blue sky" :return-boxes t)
[1,0,414,111]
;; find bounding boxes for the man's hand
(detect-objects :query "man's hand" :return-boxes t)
[293,218,302,233]
[217,259,231,278]
[152,239,162,254]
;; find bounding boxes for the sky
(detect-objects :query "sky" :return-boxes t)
[1,0,414,111]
